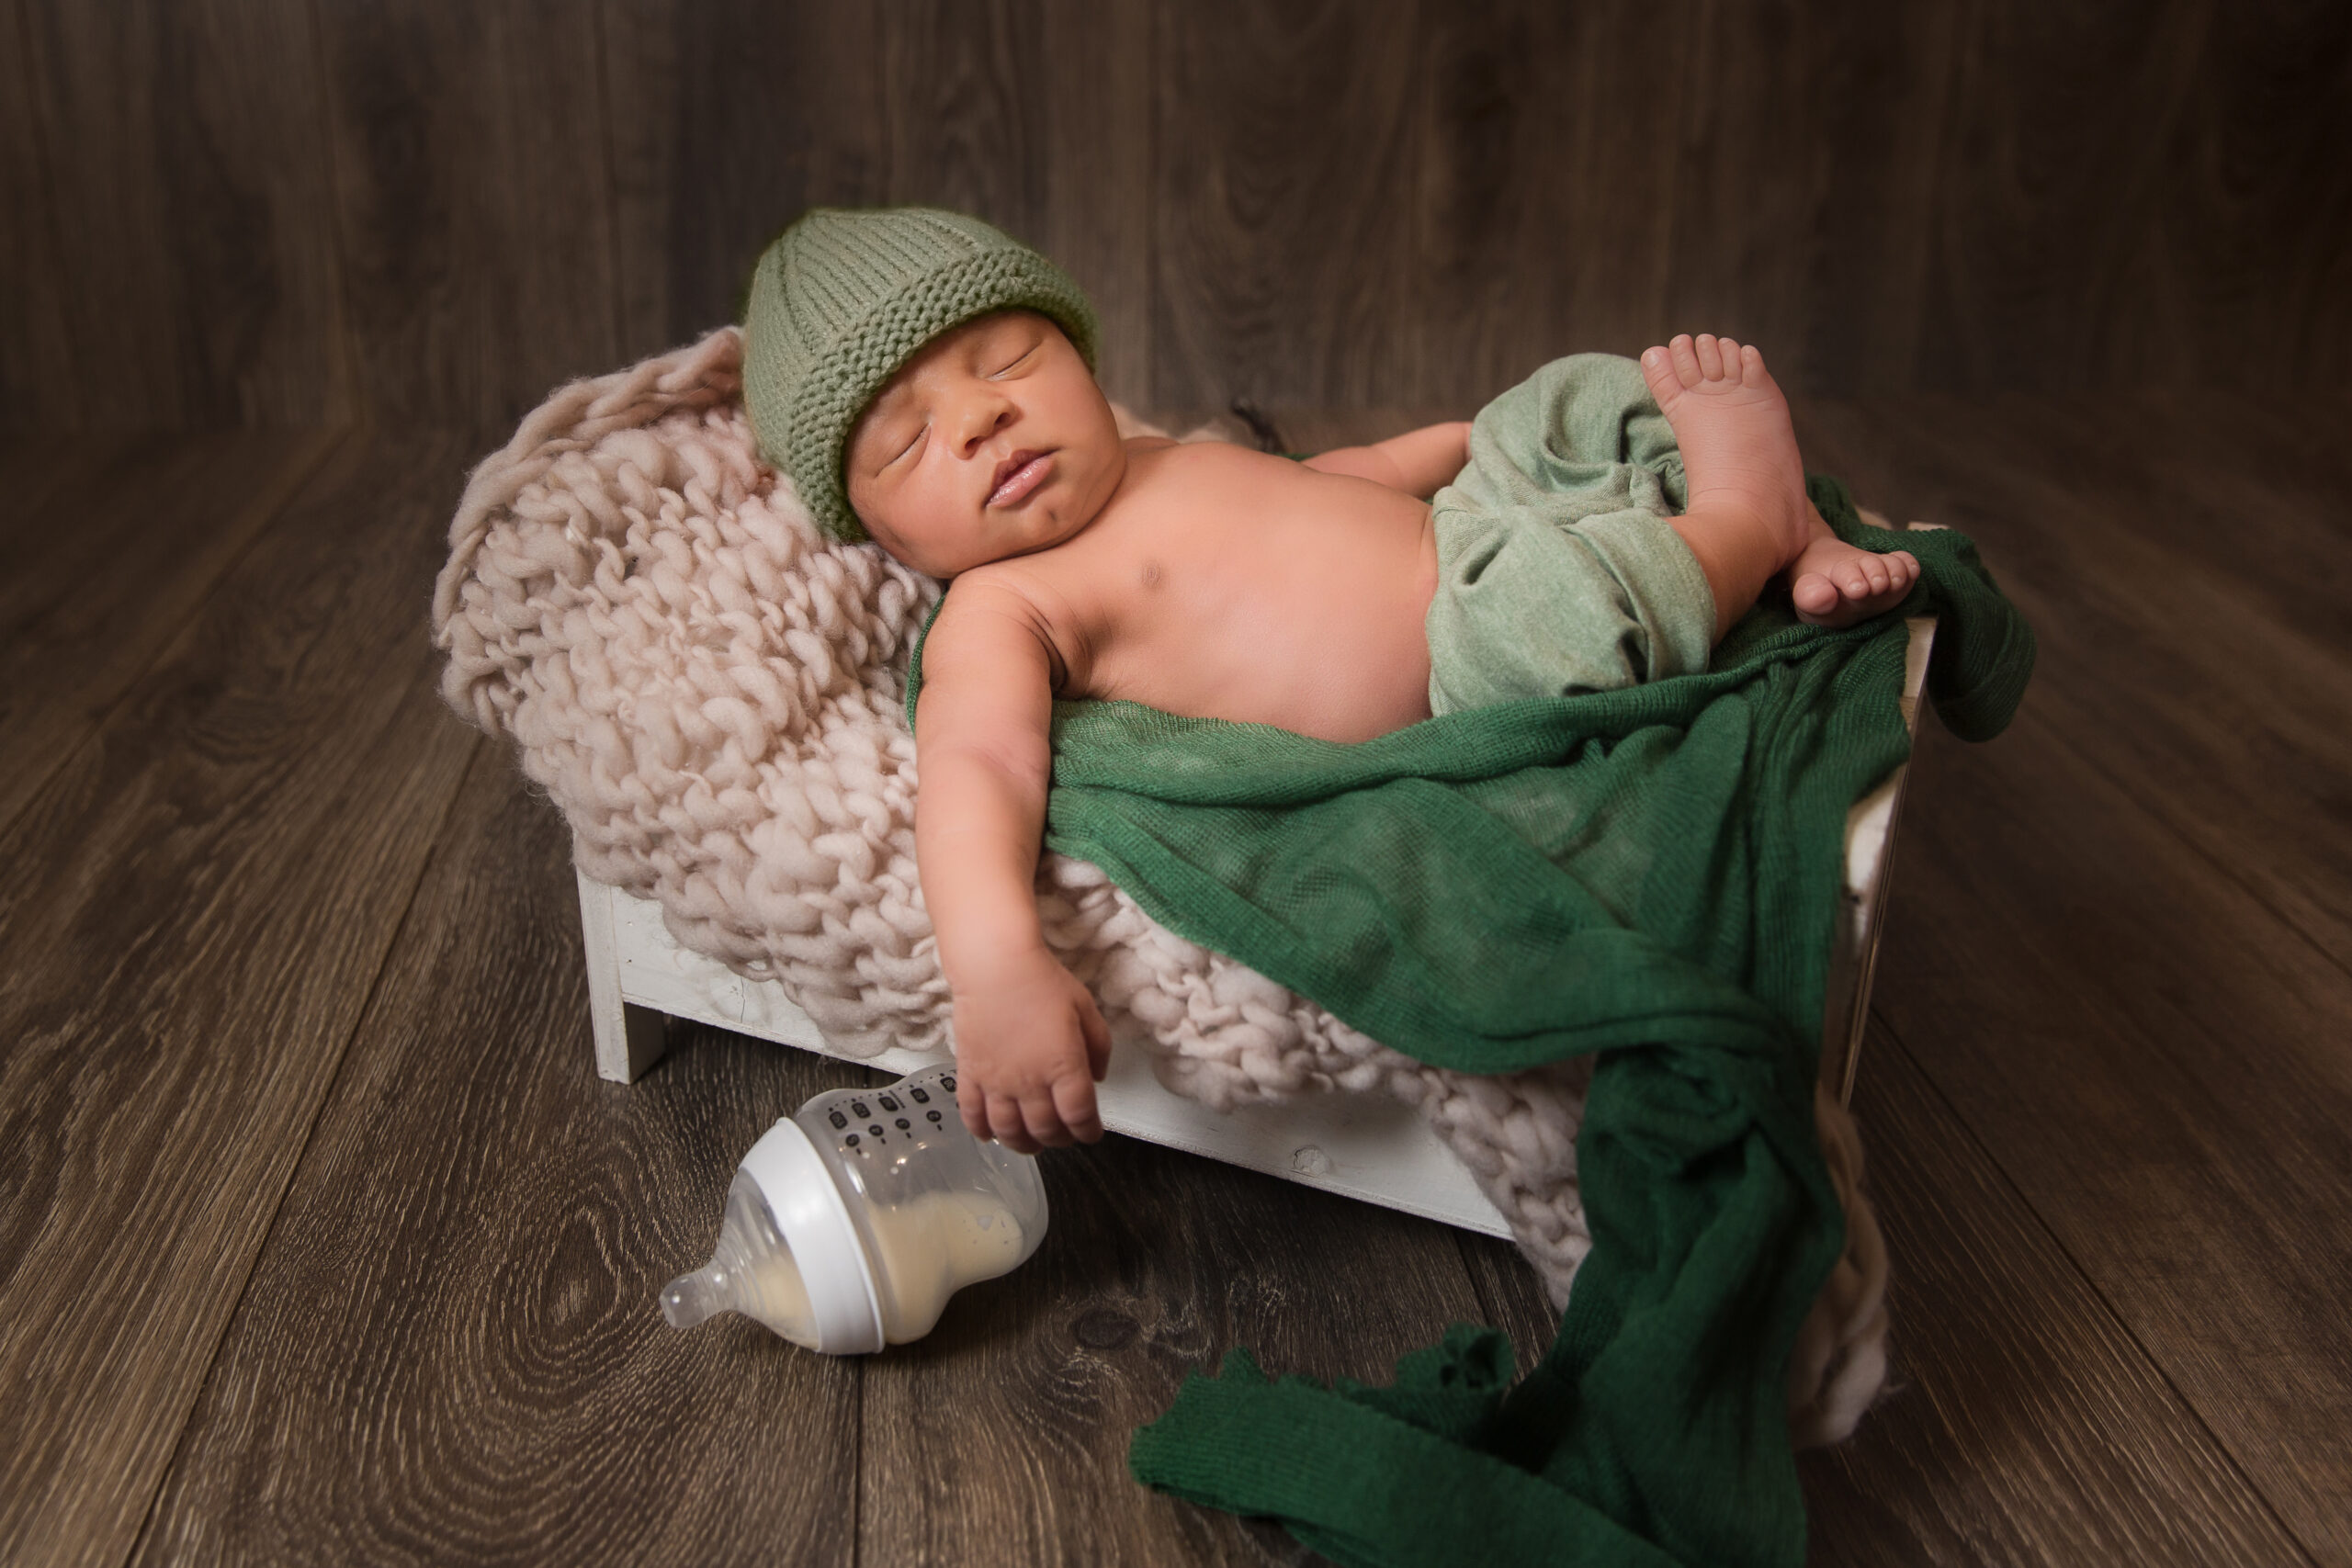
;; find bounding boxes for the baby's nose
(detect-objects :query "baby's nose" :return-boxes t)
[956,397,1014,452]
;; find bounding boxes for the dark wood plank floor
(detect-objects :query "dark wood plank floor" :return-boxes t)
[2,400,2346,1568]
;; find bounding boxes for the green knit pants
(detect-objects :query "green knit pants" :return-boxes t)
[1428,353,1717,716]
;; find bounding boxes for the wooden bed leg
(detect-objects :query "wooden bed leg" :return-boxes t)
[577,865,668,1082]
[1819,603,1939,1106]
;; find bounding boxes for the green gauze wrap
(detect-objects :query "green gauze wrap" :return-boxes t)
[741,207,1100,543]
[910,464,2033,1562]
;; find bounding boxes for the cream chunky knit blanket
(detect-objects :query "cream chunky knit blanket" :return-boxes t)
[430,327,1890,1444]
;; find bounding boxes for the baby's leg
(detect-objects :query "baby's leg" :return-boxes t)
[1637,334,1914,632]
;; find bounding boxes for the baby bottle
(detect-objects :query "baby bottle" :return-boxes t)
[661,1065,1047,1353]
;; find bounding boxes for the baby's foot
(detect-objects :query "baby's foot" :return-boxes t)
[1639,333,1811,563]
[1786,503,1920,626]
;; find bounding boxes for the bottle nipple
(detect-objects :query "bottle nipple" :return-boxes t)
[659,1260,732,1331]
[660,1171,824,1348]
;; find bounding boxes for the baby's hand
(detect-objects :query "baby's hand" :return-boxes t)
[950,947,1111,1155]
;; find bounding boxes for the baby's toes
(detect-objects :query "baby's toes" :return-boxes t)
[1792,570,1841,618]
[1640,345,1684,405]
[1865,552,1918,604]
[1668,333,1702,386]
[1858,552,1924,613]
[1717,337,1764,388]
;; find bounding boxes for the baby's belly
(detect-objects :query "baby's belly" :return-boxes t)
[1091,498,1441,745]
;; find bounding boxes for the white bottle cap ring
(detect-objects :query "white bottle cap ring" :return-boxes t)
[738,1118,885,1354]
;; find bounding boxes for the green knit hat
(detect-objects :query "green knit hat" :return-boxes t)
[741,207,1101,543]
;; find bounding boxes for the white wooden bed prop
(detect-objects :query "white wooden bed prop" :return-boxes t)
[582,592,1936,1242]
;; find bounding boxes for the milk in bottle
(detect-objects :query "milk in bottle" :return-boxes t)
[662,1066,1047,1353]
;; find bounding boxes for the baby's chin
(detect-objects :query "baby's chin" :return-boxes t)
[859,517,1037,581]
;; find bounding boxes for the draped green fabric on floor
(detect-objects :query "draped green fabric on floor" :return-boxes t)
[1005,479,2032,1566]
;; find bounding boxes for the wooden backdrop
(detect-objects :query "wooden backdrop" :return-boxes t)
[4,0,2348,433]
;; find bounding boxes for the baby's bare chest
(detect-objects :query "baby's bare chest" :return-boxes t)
[1010,454,1442,740]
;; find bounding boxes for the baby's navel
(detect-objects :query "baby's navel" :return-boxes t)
[1138,560,1163,590]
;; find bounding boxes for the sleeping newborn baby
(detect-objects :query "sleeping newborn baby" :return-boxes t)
[742,207,1917,1155]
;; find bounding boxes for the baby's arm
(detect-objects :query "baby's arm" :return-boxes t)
[1303,421,1472,500]
[913,584,1111,1154]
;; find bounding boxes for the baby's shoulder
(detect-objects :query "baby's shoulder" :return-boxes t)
[1125,434,1271,466]
[922,567,1069,690]
[936,558,1057,624]
[936,555,1091,656]
[1115,434,1293,497]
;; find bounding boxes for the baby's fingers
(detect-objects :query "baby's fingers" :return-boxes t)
[957,1075,990,1141]
[987,1091,1042,1155]
[1077,990,1113,1082]
[1015,1089,1075,1149]
[1051,1072,1104,1145]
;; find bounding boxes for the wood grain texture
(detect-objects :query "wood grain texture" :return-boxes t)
[1860,706,2352,1566]
[317,0,620,428]
[1241,407,1478,454]
[0,427,342,836]
[11,0,350,426]
[1450,1228,1560,1384]
[0,429,484,1568]
[132,759,864,1568]
[2143,3,2352,390]
[602,0,1157,404]
[595,0,684,360]
[0,434,141,554]
[0,0,80,429]
[1148,0,1989,406]
[602,0,889,364]
[10,0,2352,425]
[1788,389,2352,1562]
[1915,0,2216,396]
[1029,0,1156,410]
[1800,1020,2312,1567]
[1149,0,1426,412]
[1662,1,1963,396]
[1402,0,1697,390]
[858,1133,1492,1566]
[1796,390,2352,978]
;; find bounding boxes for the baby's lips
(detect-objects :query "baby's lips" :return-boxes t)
[986,451,1053,508]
